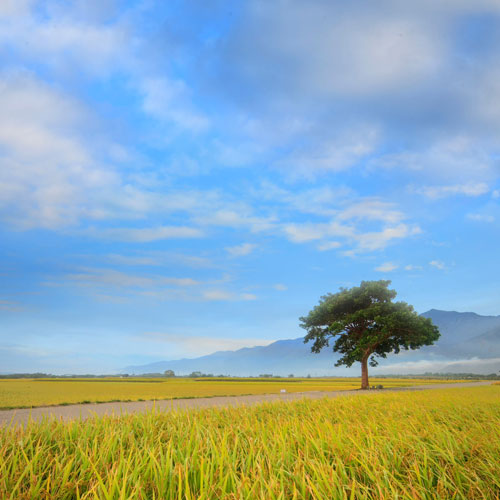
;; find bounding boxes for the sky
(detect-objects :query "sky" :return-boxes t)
[1,0,500,374]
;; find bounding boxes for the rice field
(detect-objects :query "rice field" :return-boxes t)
[0,385,498,499]
[0,377,469,409]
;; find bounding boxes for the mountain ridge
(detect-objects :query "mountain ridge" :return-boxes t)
[125,309,500,376]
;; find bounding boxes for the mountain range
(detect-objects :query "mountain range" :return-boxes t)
[125,310,500,376]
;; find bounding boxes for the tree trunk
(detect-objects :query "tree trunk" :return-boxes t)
[361,353,370,390]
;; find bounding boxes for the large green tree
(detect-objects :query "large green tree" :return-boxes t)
[299,281,440,389]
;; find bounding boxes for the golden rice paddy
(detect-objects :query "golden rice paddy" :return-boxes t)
[0,377,468,409]
[0,386,498,499]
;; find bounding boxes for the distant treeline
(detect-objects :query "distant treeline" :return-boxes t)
[0,373,126,379]
[375,372,500,380]
[196,378,302,383]
[1,372,498,380]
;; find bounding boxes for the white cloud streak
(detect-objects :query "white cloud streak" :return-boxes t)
[375,262,399,272]
[0,2,129,75]
[64,268,200,288]
[273,284,288,291]
[417,183,490,199]
[139,77,209,132]
[237,2,444,97]
[202,290,257,302]
[404,264,423,271]
[0,73,117,228]
[140,332,273,357]
[466,213,495,223]
[429,260,446,270]
[317,241,341,251]
[225,243,257,257]
[282,198,420,253]
[96,226,204,242]
[47,267,256,303]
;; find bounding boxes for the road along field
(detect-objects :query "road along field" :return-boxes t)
[0,385,499,499]
[0,381,490,426]
[0,377,473,409]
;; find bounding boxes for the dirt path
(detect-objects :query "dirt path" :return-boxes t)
[0,381,493,426]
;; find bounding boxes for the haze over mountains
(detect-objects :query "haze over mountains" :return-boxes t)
[125,310,500,376]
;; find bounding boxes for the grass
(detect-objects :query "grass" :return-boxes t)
[0,386,498,499]
[0,377,471,409]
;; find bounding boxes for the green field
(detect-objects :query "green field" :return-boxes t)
[0,377,469,409]
[1,386,499,499]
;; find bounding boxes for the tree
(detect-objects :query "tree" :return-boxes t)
[164,370,175,377]
[299,280,440,389]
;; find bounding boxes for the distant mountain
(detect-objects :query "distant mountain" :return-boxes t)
[420,309,500,358]
[125,310,500,376]
[421,309,500,346]
[126,338,341,377]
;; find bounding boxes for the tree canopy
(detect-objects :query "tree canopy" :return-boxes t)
[299,280,440,389]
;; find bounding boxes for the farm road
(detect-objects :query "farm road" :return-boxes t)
[0,381,493,426]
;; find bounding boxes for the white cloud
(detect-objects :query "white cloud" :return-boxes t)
[464,66,500,130]
[241,293,258,301]
[283,224,324,243]
[417,182,490,199]
[257,183,353,217]
[375,262,399,272]
[47,267,257,303]
[255,186,421,254]
[238,2,443,97]
[139,77,209,132]
[194,209,275,233]
[2,0,494,263]
[404,264,423,271]
[276,126,379,175]
[0,4,129,75]
[214,1,500,187]
[273,284,288,291]
[96,226,204,242]
[354,224,422,253]
[0,73,207,230]
[429,260,445,270]
[107,252,213,268]
[373,135,498,191]
[337,200,405,224]
[317,241,341,251]
[0,5,213,226]
[140,332,273,356]
[226,243,257,257]
[63,268,200,289]
[283,221,354,243]
[0,0,32,17]
[282,198,420,253]
[0,72,124,228]
[467,213,495,223]
[211,137,267,168]
[373,356,500,375]
[286,222,421,253]
[201,290,233,301]
[169,254,214,268]
[202,290,257,301]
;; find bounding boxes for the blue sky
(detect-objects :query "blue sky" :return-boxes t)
[1,0,500,374]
